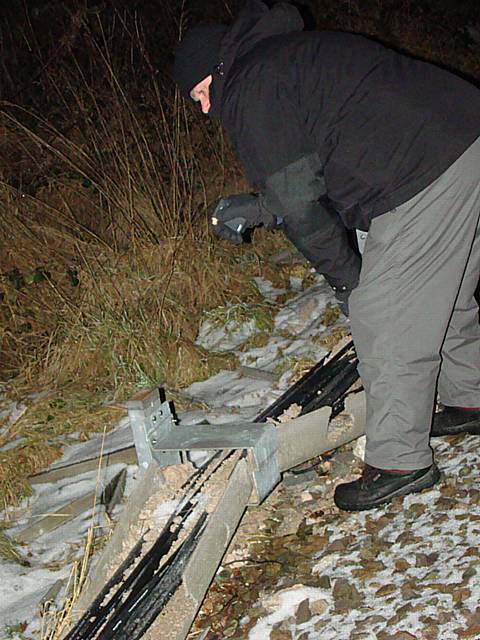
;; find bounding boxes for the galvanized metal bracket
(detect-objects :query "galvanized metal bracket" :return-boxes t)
[125,388,280,504]
[125,388,183,470]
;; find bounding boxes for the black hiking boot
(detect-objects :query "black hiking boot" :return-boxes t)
[334,463,440,512]
[431,406,480,437]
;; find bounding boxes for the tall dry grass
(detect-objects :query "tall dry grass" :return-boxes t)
[0,1,295,510]
[0,2,286,398]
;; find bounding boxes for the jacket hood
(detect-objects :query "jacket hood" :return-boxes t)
[209,0,304,117]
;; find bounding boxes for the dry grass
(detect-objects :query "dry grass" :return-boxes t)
[40,430,112,640]
[0,230,294,507]
[0,529,28,566]
[0,390,126,508]
[0,226,292,389]
[319,302,342,327]
[0,1,293,398]
[317,326,352,351]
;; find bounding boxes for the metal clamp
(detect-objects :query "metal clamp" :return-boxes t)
[126,388,280,504]
[125,388,182,470]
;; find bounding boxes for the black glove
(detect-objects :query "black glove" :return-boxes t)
[211,193,276,245]
[332,284,351,317]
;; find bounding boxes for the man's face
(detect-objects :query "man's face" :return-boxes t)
[190,75,213,114]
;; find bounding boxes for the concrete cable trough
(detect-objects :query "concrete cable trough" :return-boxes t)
[65,341,366,640]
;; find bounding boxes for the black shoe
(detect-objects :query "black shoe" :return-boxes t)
[431,406,480,437]
[334,463,440,512]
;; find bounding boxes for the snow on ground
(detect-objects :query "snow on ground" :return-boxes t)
[0,461,141,638]
[248,586,332,640]
[43,415,133,469]
[0,562,71,630]
[238,434,480,640]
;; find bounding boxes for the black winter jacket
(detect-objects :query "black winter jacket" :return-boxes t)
[209,0,480,289]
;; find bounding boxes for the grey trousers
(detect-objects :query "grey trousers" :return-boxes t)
[349,136,480,470]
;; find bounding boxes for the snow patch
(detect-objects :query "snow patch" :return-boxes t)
[248,586,331,639]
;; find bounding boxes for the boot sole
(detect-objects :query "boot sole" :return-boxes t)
[334,465,441,512]
[431,419,480,437]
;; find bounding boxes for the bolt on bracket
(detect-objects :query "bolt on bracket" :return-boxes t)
[125,388,183,470]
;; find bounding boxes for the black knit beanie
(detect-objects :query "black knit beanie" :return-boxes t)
[173,23,228,99]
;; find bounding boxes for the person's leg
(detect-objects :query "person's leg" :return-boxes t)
[349,137,480,472]
[429,206,480,436]
[334,138,480,511]
[437,217,480,407]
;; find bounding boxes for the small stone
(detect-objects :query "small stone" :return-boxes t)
[387,604,410,626]
[440,484,458,496]
[455,625,480,639]
[301,535,329,553]
[361,615,388,625]
[376,584,397,597]
[359,546,377,561]
[465,606,480,627]
[423,569,440,581]
[394,531,422,544]
[400,582,418,600]
[310,598,329,616]
[270,629,292,640]
[352,435,366,460]
[295,599,311,625]
[407,502,427,516]
[375,514,394,530]
[415,552,439,567]
[328,538,349,551]
[351,559,385,579]
[422,625,441,640]
[333,578,363,612]
[462,566,477,583]
[317,574,331,589]
[437,610,453,624]
[453,587,471,605]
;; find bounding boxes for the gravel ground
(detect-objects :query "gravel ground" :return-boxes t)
[189,433,480,640]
